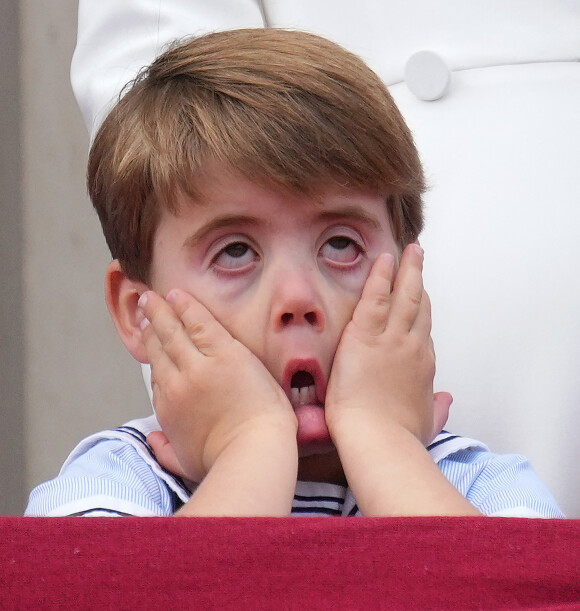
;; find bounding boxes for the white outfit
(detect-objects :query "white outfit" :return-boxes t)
[71,0,580,516]
[25,416,564,518]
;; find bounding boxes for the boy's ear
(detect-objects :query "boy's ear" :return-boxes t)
[105,260,149,364]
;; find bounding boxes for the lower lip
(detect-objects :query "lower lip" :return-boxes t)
[293,404,334,454]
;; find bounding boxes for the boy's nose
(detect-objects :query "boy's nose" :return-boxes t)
[279,310,320,328]
[271,268,325,332]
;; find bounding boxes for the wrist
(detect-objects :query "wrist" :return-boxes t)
[327,400,432,449]
[203,411,298,474]
[330,418,480,517]
[179,421,298,517]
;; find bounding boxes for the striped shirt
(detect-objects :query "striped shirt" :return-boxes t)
[25,416,564,518]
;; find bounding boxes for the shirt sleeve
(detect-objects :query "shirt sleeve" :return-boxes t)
[438,449,565,518]
[71,0,266,135]
[24,439,176,516]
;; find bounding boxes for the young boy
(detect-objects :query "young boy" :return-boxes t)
[26,29,562,518]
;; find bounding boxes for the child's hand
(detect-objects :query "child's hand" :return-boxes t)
[431,391,453,441]
[139,289,297,485]
[325,245,437,445]
[324,246,480,516]
[147,392,453,486]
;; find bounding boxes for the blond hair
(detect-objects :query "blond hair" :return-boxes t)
[88,28,425,282]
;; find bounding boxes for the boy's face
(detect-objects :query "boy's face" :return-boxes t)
[148,169,398,483]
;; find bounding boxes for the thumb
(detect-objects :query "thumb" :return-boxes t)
[147,430,189,480]
[431,391,453,442]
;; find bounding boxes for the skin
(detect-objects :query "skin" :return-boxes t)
[106,168,478,516]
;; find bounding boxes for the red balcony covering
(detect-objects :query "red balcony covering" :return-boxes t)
[1,517,579,609]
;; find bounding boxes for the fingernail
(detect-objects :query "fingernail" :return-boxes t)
[140,317,150,331]
[166,289,178,304]
[138,292,148,309]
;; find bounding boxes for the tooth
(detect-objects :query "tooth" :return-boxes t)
[290,384,317,407]
[291,387,300,406]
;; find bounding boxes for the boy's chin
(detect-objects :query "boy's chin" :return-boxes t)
[293,404,346,484]
[297,440,337,458]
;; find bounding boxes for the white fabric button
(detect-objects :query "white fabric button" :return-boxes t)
[404,50,451,101]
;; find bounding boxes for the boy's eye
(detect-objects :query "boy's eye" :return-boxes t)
[213,241,258,270]
[320,235,363,265]
[224,243,249,258]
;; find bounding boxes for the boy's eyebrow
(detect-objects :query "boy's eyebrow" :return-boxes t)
[182,206,383,249]
[316,206,383,230]
[183,214,260,248]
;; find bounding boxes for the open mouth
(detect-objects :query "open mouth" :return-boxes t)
[290,370,318,407]
[284,361,332,449]
[283,359,326,410]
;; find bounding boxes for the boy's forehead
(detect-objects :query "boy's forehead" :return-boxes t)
[166,173,393,256]
[175,162,389,215]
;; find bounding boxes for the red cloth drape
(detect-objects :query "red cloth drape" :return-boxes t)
[1,517,579,609]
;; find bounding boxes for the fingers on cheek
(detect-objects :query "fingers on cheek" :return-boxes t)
[374,252,395,281]
[406,243,424,267]
[143,300,188,359]
[166,290,211,337]
[139,311,151,334]
[150,369,189,417]
[166,288,196,318]
[137,318,158,367]
[138,294,161,349]
[139,291,179,334]
[138,290,155,321]
[140,319,162,362]
[412,290,432,336]
[395,245,424,290]
[367,253,395,298]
